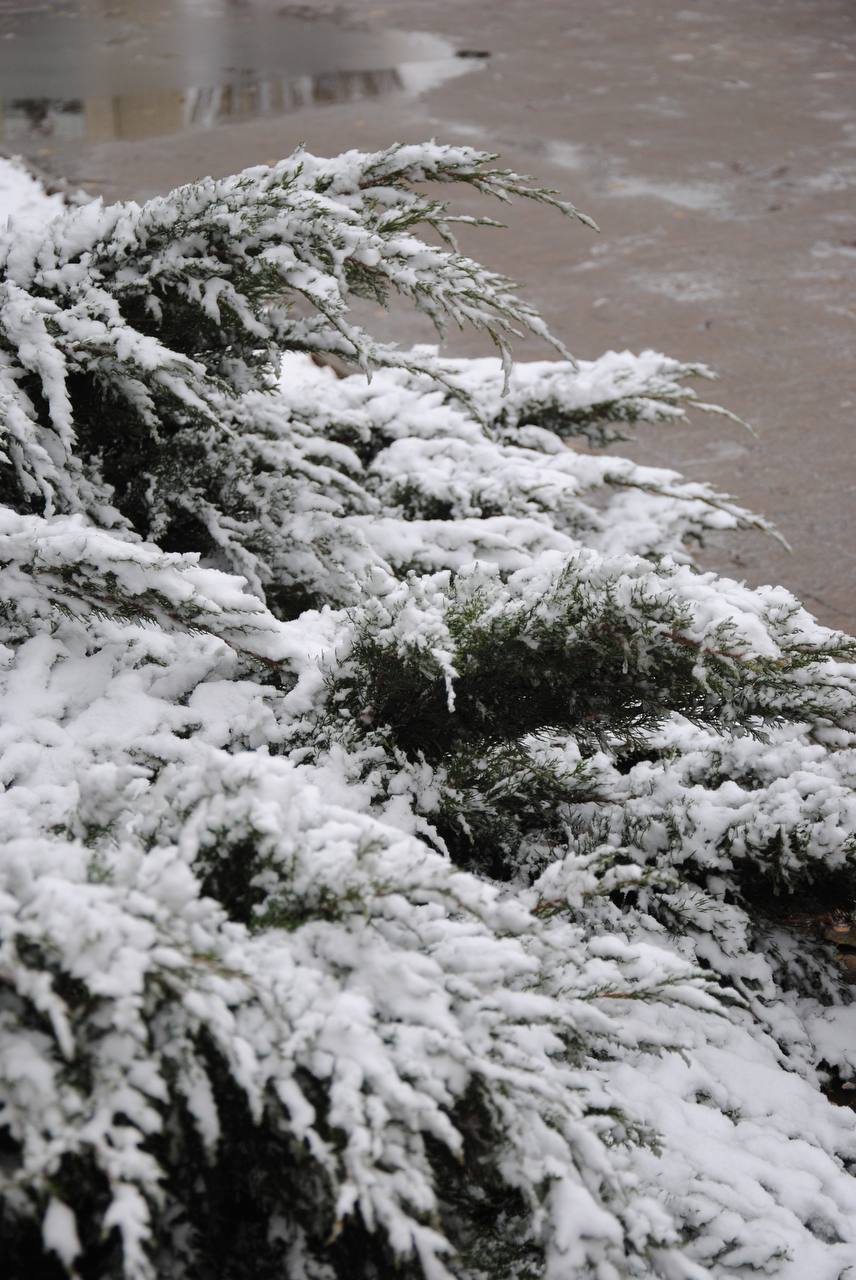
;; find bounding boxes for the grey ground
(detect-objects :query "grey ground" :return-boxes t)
[8,0,856,629]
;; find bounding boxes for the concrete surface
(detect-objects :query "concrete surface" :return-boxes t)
[3,0,855,629]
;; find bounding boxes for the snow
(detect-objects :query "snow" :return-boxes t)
[0,155,65,231]
[42,1199,82,1269]
[608,174,732,216]
[1,140,856,1280]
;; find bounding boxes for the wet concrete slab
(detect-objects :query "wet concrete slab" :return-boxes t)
[1,0,854,630]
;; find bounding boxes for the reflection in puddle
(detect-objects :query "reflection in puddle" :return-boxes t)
[0,1,481,147]
[1,64,468,145]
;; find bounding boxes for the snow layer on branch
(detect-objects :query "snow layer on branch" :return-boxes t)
[0,549,718,1277]
[3,559,856,1278]
[0,141,771,622]
[2,142,856,1280]
[5,510,853,1276]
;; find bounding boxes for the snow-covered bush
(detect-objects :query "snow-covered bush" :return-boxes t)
[1,143,855,1280]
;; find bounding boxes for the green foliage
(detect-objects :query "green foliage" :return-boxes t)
[338,557,855,761]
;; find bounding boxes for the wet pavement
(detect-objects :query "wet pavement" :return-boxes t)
[1,0,854,630]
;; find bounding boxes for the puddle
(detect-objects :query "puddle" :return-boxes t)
[0,0,481,147]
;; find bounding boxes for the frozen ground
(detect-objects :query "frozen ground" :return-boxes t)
[1,0,854,628]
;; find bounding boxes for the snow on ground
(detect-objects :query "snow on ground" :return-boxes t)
[0,154,66,230]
